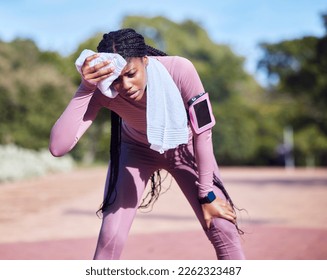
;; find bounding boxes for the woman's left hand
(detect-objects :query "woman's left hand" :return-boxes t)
[201,196,237,229]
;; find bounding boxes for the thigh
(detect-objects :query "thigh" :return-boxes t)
[103,141,162,215]
[94,143,160,259]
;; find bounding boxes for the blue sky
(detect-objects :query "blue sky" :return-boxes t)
[0,0,326,85]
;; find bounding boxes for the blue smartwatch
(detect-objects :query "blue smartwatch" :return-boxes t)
[199,191,216,204]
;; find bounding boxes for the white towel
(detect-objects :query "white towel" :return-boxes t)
[75,49,127,98]
[146,57,189,154]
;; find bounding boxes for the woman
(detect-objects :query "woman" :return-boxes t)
[49,28,245,260]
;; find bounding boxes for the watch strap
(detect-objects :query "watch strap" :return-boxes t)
[198,191,216,204]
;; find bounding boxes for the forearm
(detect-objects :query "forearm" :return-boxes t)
[193,129,215,198]
[49,80,98,156]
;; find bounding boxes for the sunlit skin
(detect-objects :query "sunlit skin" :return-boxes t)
[81,53,237,228]
[81,54,148,102]
[111,57,148,101]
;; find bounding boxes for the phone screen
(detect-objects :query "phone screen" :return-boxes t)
[193,100,212,128]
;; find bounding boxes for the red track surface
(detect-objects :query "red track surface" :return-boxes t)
[0,167,326,260]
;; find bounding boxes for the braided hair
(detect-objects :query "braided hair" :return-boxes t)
[97,28,167,58]
[96,28,167,215]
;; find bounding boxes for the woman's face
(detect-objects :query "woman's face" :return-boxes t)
[112,56,148,102]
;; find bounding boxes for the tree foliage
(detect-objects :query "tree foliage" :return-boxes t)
[0,38,75,149]
[257,13,327,165]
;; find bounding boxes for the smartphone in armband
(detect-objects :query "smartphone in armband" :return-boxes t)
[187,92,216,134]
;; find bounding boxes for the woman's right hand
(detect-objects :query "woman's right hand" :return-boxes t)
[81,53,114,85]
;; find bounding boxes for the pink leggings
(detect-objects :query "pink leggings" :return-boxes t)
[93,139,245,260]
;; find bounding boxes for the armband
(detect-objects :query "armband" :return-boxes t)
[187,92,215,134]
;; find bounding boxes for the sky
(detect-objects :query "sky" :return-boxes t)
[0,0,326,85]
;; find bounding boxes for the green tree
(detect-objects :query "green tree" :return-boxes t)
[257,13,327,165]
[0,39,75,149]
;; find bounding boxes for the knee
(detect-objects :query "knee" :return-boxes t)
[205,218,245,260]
[206,219,238,250]
[208,218,239,241]
[94,216,129,260]
[95,230,127,260]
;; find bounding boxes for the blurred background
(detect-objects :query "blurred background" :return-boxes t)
[0,0,327,260]
[1,0,327,175]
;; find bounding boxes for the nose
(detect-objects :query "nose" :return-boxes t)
[122,77,132,91]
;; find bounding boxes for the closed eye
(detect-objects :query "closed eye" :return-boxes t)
[126,72,136,78]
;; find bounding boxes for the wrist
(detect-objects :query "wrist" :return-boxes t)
[198,191,216,204]
[196,181,214,198]
[81,77,97,89]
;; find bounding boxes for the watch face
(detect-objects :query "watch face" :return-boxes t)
[207,191,216,202]
[199,191,216,204]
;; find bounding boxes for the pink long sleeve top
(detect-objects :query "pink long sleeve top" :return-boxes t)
[49,56,216,197]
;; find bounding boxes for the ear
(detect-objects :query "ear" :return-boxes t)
[143,56,149,66]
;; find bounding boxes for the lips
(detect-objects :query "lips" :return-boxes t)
[128,90,139,99]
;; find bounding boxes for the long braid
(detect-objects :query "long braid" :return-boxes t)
[96,111,121,216]
[96,28,167,214]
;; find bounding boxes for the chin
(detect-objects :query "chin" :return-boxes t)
[134,91,145,101]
